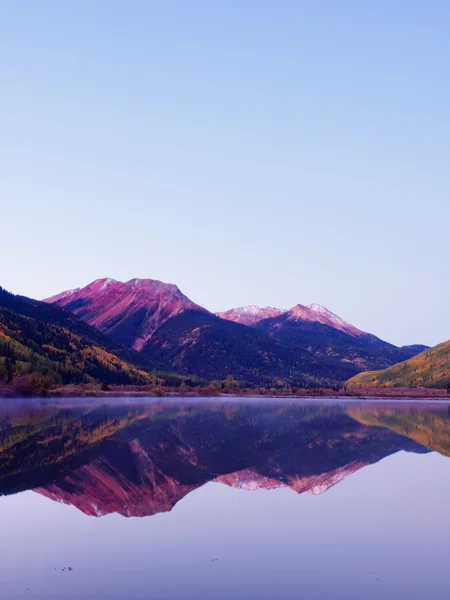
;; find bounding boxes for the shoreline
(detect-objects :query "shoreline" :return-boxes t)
[1,383,449,401]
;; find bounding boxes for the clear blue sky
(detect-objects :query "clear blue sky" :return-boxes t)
[1,1,449,347]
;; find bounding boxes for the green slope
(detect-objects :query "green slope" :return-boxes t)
[0,287,157,386]
[347,340,450,389]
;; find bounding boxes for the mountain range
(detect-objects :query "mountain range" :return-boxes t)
[43,276,428,386]
[0,274,442,388]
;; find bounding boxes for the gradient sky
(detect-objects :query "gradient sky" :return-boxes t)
[1,1,449,347]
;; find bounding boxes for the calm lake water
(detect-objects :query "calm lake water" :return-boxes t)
[1,397,450,599]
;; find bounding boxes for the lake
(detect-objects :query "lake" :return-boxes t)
[1,397,450,599]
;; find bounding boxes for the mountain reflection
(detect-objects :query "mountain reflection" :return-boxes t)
[1,399,448,518]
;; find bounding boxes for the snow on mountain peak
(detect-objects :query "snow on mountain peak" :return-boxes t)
[99,278,118,291]
[237,305,277,316]
[308,303,334,315]
[53,287,80,302]
[288,303,363,337]
[218,305,284,326]
[308,303,345,324]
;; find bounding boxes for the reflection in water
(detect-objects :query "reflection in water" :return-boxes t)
[0,399,447,518]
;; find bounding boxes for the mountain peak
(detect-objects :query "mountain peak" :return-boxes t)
[45,277,205,350]
[217,305,284,326]
[287,303,363,337]
[218,301,364,337]
[90,277,119,291]
[308,303,333,315]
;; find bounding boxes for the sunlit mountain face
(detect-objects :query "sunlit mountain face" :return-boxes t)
[1,399,447,518]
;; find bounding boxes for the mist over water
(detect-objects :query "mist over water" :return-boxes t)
[1,398,450,599]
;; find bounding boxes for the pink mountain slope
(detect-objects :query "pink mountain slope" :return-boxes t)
[45,277,206,351]
[47,276,364,345]
[287,303,364,337]
[218,302,363,337]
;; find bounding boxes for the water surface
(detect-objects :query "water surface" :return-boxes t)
[1,397,450,599]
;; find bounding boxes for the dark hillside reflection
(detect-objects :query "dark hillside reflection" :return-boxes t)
[1,399,448,518]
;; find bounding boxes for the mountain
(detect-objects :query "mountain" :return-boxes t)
[0,286,157,386]
[140,309,358,385]
[218,302,427,372]
[401,344,429,354]
[290,303,364,336]
[46,277,206,351]
[46,277,427,385]
[254,305,425,372]
[347,341,450,389]
[219,303,364,335]
[0,400,431,517]
[47,279,359,385]
[217,306,285,326]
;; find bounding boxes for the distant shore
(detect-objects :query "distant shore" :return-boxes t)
[1,382,449,400]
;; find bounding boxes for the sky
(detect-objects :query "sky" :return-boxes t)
[1,1,449,347]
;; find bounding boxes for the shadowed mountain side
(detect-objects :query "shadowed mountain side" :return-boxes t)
[401,344,429,355]
[141,309,359,386]
[255,312,426,372]
[0,288,160,386]
[0,288,153,368]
